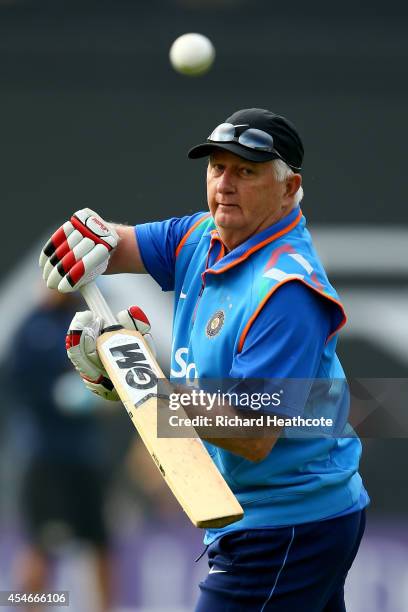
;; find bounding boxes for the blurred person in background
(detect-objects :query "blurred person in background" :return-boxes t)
[6,289,114,611]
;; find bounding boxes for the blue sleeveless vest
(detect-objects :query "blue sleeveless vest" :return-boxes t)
[170,207,365,543]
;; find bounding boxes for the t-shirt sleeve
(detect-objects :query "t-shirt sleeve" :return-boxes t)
[135,212,207,291]
[229,281,332,417]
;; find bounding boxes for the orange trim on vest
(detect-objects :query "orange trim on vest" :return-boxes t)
[215,242,226,263]
[205,209,303,277]
[175,213,212,258]
[237,278,347,353]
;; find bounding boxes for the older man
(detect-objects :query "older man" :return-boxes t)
[40,108,368,611]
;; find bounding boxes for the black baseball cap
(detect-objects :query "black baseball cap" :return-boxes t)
[188,108,304,172]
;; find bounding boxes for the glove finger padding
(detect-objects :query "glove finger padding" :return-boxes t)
[81,376,119,402]
[117,306,150,334]
[39,208,119,293]
[117,306,156,356]
[66,311,104,376]
[66,311,120,401]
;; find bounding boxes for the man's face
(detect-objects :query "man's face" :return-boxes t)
[206,149,298,250]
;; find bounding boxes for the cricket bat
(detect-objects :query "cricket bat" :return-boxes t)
[80,281,244,528]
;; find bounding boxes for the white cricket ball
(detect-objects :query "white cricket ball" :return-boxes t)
[169,33,215,77]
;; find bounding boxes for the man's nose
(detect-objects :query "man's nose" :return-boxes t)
[216,169,236,193]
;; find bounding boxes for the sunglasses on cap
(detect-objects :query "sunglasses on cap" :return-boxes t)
[207,123,301,170]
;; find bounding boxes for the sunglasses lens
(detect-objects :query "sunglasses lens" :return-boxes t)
[238,128,274,151]
[208,124,275,153]
[208,123,235,142]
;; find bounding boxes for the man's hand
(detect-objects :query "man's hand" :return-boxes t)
[66,305,154,401]
[39,208,119,292]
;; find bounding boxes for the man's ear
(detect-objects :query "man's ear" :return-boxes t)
[285,174,302,198]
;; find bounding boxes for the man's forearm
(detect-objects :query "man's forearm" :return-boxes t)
[174,388,281,462]
[106,224,146,274]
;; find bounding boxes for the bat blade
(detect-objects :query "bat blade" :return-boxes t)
[97,328,244,528]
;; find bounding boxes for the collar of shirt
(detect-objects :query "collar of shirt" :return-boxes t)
[203,206,303,277]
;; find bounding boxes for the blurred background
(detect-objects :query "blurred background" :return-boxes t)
[0,0,407,610]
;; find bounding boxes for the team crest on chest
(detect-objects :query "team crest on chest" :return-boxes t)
[206,310,225,338]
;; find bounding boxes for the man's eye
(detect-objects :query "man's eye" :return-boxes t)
[241,168,254,176]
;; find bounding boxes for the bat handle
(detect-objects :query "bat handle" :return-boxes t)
[79,281,118,327]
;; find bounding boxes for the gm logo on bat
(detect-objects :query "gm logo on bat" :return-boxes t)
[108,337,158,398]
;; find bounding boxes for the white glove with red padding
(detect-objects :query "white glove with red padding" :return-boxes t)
[66,306,154,401]
[39,208,119,293]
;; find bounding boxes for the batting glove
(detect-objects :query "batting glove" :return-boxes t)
[66,306,154,401]
[39,208,119,293]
